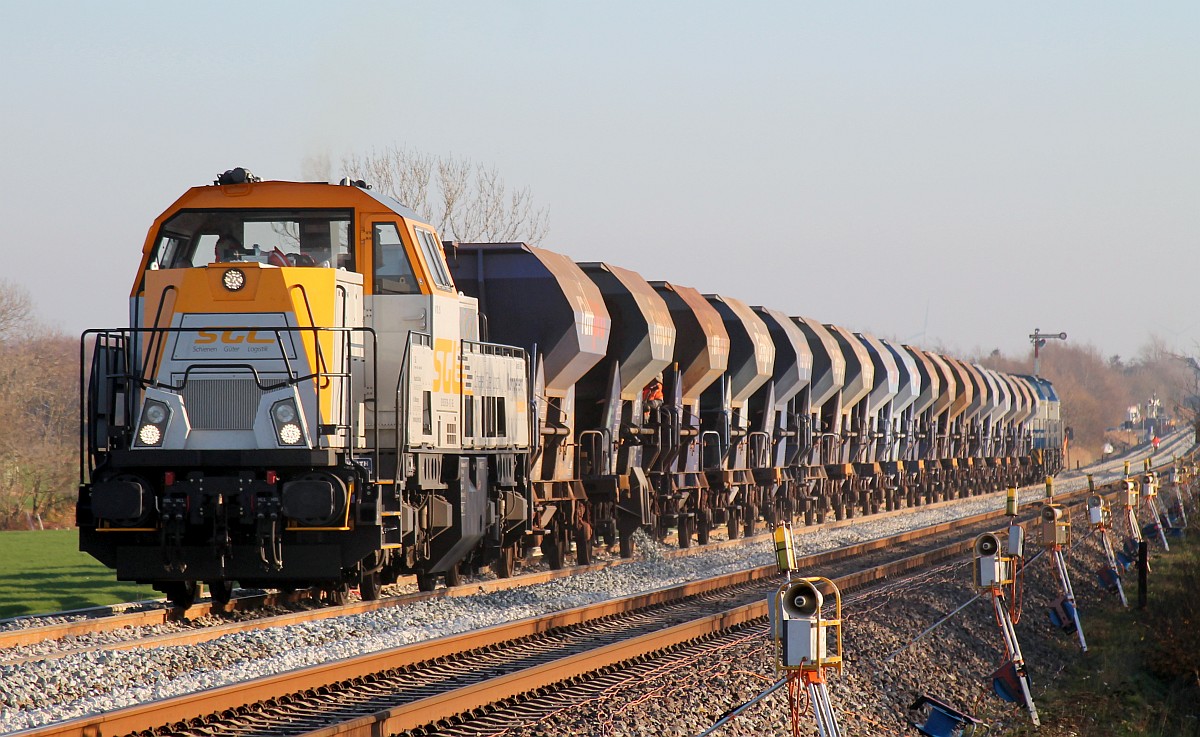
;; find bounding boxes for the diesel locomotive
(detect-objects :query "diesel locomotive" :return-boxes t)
[78,168,1063,607]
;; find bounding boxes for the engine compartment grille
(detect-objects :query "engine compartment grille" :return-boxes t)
[180,378,264,430]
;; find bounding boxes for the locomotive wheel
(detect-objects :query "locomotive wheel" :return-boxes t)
[727,509,740,540]
[677,515,693,549]
[697,509,712,545]
[491,545,517,578]
[444,564,462,588]
[206,580,234,607]
[360,571,382,601]
[164,581,198,610]
[416,573,438,592]
[743,503,757,536]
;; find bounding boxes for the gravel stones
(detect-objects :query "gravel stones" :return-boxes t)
[0,456,1165,733]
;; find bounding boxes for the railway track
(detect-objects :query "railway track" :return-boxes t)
[6,429,1184,661]
[0,478,1056,661]
[8,468,1149,737]
[0,533,770,664]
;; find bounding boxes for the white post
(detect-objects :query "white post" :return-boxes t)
[1053,548,1087,651]
[993,593,1040,726]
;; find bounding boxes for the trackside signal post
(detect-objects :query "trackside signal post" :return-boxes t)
[1119,474,1144,569]
[973,531,1039,726]
[1029,328,1067,377]
[1087,477,1128,607]
[1041,502,1087,651]
[1168,465,1189,531]
[1142,471,1170,550]
[769,525,844,737]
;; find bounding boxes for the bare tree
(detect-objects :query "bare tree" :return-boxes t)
[340,146,549,244]
[0,280,32,340]
[0,285,77,528]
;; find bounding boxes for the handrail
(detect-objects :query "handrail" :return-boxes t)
[700,430,723,471]
[577,429,608,477]
[80,324,378,480]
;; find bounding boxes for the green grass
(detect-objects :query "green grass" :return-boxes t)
[0,529,158,618]
[1011,530,1200,736]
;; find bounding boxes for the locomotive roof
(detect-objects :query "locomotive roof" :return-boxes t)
[160,178,423,221]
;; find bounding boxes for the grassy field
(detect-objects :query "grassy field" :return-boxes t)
[1011,528,1200,736]
[0,529,158,618]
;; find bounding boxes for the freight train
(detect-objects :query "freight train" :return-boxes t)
[77,168,1064,607]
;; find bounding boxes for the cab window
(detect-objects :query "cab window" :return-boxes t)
[149,210,352,269]
[415,227,454,290]
[374,223,421,295]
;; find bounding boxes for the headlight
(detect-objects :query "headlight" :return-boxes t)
[144,404,168,424]
[138,424,162,446]
[273,402,296,423]
[279,423,303,445]
[271,399,305,446]
[135,399,171,447]
[222,268,246,291]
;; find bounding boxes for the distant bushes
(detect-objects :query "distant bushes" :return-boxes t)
[978,338,1192,465]
[0,281,77,530]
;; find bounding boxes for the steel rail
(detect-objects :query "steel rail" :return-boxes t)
[293,527,1001,736]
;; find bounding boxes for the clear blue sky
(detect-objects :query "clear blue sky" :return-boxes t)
[2,2,1197,361]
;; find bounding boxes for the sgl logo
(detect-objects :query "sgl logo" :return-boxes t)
[172,318,296,361]
[195,330,275,345]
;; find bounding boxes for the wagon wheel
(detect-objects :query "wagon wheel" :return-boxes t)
[324,582,349,606]
[359,570,382,601]
[416,573,438,592]
[743,503,758,536]
[697,508,712,546]
[727,508,741,540]
[491,545,517,578]
[574,521,594,566]
[677,514,693,549]
[541,527,565,570]
[164,581,198,610]
[205,580,234,607]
